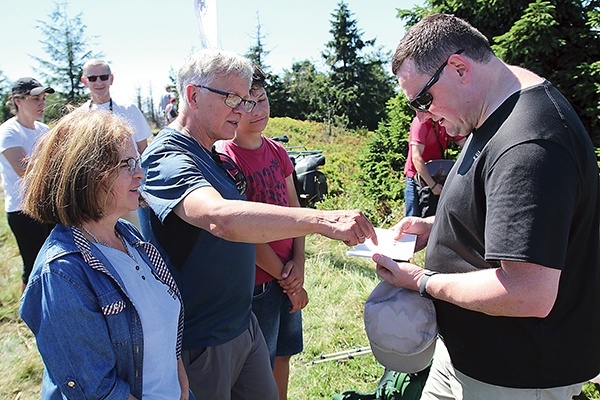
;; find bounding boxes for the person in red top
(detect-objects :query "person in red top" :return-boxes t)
[219,66,307,400]
[403,116,465,217]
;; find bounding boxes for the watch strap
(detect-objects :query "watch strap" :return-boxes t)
[419,270,438,300]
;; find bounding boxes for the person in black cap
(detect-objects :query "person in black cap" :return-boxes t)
[0,77,55,291]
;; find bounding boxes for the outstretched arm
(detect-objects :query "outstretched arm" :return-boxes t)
[174,185,377,246]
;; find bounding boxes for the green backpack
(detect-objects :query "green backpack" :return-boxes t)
[333,366,430,400]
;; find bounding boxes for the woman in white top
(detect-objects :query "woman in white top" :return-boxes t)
[0,77,55,291]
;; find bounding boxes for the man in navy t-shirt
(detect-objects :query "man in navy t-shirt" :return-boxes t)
[140,48,377,400]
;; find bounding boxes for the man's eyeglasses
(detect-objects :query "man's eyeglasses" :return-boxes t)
[408,50,464,112]
[211,148,247,195]
[194,85,256,113]
[120,156,141,175]
[87,74,110,82]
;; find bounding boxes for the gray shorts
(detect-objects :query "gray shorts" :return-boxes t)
[182,313,278,400]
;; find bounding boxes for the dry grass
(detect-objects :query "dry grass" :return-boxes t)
[0,202,43,400]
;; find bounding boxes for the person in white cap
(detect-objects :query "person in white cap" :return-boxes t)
[0,77,55,291]
[375,13,599,400]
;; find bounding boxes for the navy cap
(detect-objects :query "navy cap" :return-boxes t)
[12,77,55,96]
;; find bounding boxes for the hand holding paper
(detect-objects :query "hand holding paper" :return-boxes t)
[347,228,417,262]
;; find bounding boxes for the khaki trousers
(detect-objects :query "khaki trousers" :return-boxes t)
[420,339,583,400]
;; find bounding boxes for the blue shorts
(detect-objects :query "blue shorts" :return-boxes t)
[252,280,303,368]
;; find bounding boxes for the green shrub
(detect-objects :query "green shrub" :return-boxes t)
[359,94,413,210]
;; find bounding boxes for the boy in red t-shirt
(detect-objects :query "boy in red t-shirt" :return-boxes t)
[219,66,307,400]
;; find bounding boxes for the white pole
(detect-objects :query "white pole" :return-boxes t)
[195,0,218,48]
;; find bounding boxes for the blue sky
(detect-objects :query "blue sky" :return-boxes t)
[1,0,421,106]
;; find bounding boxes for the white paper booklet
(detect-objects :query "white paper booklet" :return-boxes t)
[346,228,417,261]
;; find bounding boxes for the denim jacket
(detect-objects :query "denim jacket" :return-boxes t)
[20,220,183,400]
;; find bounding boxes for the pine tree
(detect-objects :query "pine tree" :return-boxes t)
[243,14,291,119]
[360,94,412,209]
[245,12,270,71]
[0,71,11,123]
[33,1,103,109]
[322,1,395,130]
[398,0,600,147]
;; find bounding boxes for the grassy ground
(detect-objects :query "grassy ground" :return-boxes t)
[0,198,425,399]
[0,202,44,399]
[2,116,598,399]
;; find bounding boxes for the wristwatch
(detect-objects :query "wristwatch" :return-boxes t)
[419,270,438,300]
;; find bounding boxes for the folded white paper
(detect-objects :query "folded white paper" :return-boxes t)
[346,228,417,261]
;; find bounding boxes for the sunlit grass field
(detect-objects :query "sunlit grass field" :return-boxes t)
[2,116,598,399]
[0,197,428,399]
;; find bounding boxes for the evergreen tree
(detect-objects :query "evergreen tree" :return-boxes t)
[33,1,103,111]
[397,0,600,147]
[145,83,158,128]
[245,12,270,71]
[243,14,292,118]
[280,61,330,122]
[359,94,412,211]
[322,1,395,130]
[323,2,372,90]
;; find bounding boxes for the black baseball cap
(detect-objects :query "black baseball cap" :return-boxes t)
[12,77,55,96]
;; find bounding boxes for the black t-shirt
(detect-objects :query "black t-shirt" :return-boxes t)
[427,81,600,388]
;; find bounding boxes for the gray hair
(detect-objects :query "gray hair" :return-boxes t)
[177,49,253,108]
[82,59,112,75]
[392,13,493,76]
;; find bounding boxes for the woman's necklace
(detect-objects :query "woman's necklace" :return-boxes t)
[80,225,114,248]
[80,225,145,279]
[80,226,135,261]
[116,231,137,262]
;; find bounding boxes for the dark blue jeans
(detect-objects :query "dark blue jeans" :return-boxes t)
[404,176,420,217]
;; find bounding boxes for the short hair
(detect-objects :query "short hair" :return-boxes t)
[22,109,134,226]
[392,13,493,76]
[250,65,267,96]
[82,59,112,75]
[177,48,253,108]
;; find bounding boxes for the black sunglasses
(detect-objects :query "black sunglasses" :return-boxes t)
[87,74,110,82]
[194,85,256,113]
[211,148,247,195]
[409,50,464,112]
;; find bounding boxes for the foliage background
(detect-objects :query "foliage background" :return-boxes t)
[2,117,599,399]
[1,0,600,398]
